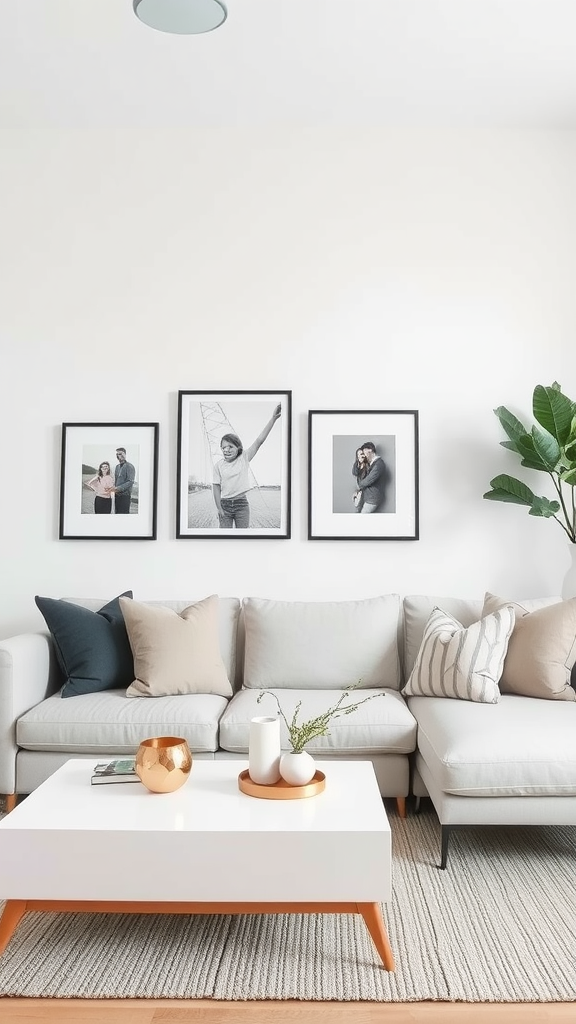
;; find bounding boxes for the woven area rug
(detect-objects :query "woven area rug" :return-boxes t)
[0,807,575,1001]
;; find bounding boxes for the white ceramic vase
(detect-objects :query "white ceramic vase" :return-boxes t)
[248,716,281,785]
[562,544,576,600]
[279,750,316,786]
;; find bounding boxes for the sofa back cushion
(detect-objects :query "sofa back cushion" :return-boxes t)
[63,596,241,690]
[242,595,402,690]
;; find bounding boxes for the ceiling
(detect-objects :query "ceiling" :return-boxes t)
[2,0,576,129]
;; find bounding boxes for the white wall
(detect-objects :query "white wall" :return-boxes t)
[1,128,575,637]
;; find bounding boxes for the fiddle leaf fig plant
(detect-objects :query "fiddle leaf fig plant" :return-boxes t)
[483,382,576,543]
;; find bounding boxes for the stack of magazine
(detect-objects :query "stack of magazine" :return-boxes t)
[91,757,140,785]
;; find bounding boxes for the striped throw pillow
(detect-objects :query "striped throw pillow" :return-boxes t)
[402,605,515,703]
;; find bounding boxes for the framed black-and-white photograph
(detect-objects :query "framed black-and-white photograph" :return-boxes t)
[59,423,159,540]
[177,391,291,538]
[308,410,419,540]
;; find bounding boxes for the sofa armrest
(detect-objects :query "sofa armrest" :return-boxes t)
[0,633,58,793]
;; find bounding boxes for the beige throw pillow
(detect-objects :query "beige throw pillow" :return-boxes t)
[402,605,515,703]
[482,593,576,702]
[120,595,233,698]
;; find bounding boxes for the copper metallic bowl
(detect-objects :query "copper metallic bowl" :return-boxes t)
[135,736,192,793]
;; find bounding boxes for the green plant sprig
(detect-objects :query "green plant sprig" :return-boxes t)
[483,382,576,543]
[256,685,385,754]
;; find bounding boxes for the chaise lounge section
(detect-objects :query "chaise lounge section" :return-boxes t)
[403,594,576,867]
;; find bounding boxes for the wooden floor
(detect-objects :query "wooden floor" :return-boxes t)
[0,1000,574,1023]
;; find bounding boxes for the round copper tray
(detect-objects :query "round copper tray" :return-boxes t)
[238,768,326,800]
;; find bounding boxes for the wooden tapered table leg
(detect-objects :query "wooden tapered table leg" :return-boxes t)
[0,900,27,955]
[357,902,396,971]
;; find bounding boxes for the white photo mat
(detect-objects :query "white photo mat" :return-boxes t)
[308,410,419,540]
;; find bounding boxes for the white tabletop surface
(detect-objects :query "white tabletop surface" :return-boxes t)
[0,759,391,903]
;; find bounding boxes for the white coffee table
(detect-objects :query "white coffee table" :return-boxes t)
[0,758,394,970]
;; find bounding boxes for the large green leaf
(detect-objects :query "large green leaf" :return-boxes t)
[515,434,548,472]
[529,495,561,518]
[533,384,576,445]
[483,476,561,518]
[564,435,576,465]
[494,406,528,444]
[483,475,535,506]
[520,455,555,472]
[530,425,561,471]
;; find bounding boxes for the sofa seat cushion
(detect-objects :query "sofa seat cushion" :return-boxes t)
[218,688,417,755]
[16,690,229,754]
[407,694,576,797]
[242,595,402,690]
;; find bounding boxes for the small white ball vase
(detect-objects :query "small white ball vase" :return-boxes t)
[279,750,316,786]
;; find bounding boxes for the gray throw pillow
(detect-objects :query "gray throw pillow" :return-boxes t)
[35,592,134,697]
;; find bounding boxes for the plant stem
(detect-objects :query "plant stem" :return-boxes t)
[257,688,385,754]
[550,473,576,542]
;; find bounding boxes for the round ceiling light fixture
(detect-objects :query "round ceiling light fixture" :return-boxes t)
[133,0,227,35]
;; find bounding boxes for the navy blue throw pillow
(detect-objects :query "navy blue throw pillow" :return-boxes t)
[35,592,134,698]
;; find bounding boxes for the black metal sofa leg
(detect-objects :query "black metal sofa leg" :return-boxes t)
[440,825,451,870]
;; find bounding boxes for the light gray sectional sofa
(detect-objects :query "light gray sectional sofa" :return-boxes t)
[2,591,575,868]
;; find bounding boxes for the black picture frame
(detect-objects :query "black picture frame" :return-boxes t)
[59,422,159,540]
[177,391,292,538]
[308,410,419,540]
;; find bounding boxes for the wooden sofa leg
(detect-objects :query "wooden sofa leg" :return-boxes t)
[4,794,17,813]
[396,797,406,818]
[440,825,451,870]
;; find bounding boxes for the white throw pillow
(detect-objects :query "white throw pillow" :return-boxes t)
[121,595,233,698]
[402,605,515,703]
